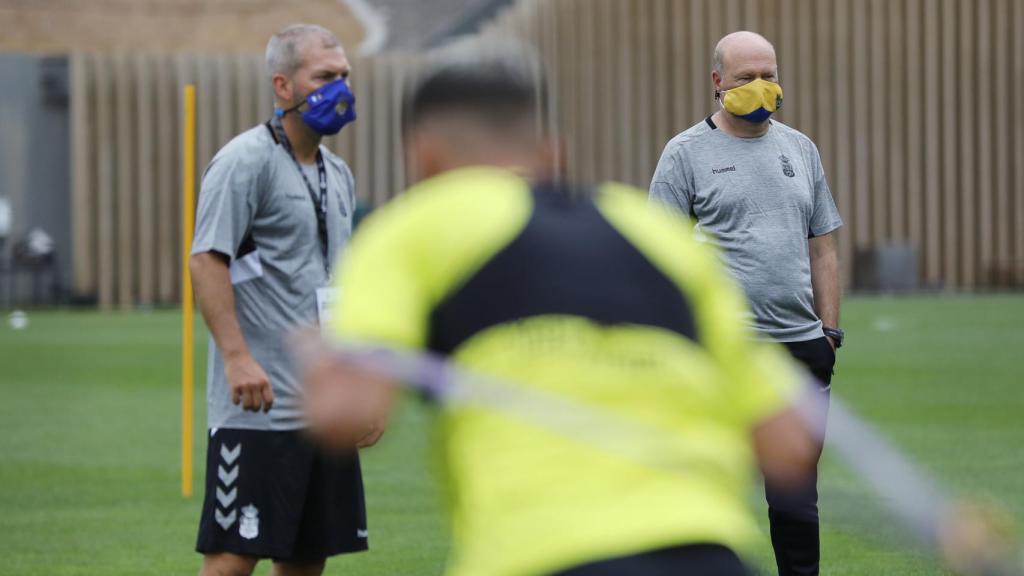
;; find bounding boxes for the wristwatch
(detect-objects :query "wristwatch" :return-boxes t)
[822,327,844,349]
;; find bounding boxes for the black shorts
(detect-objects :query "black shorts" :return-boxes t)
[783,336,836,389]
[195,428,368,562]
[549,543,751,576]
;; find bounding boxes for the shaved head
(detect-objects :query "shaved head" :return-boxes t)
[713,31,776,75]
[401,36,557,183]
[710,31,781,136]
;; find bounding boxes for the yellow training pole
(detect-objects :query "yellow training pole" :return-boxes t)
[181,84,197,498]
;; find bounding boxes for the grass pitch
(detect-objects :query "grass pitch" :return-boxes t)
[0,295,1021,575]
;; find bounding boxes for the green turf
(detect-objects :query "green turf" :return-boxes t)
[0,295,1021,575]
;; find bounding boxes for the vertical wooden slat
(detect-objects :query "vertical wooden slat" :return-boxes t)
[115,53,136,309]
[906,0,926,279]
[156,53,177,302]
[391,57,407,197]
[743,0,759,32]
[578,0,597,184]
[70,53,96,300]
[832,0,854,285]
[1011,0,1019,284]
[707,0,723,49]
[234,53,255,133]
[650,0,671,180]
[941,0,959,288]
[95,57,115,309]
[923,0,942,286]
[887,0,906,244]
[958,0,976,288]
[557,0,575,184]
[669,0,689,137]
[333,66,358,184]
[216,54,234,149]
[371,56,391,205]
[540,1,563,181]
[795,0,814,136]
[257,55,274,124]
[976,0,994,286]
[814,0,834,205]
[197,56,217,182]
[594,0,614,184]
[634,0,654,187]
[724,0,742,32]
[619,0,637,186]
[562,0,580,184]
[851,0,870,254]
[760,0,779,52]
[335,55,360,193]
[869,0,888,246]
[688,0,708,124]
[775,0,795,126]
[353,54,372,202]
[992,0,1011,287]
[135,53,156,306]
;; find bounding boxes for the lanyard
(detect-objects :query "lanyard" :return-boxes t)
[269,118,331,277]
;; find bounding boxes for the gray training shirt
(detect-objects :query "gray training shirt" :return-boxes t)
[650,117,842,342]
[192,124,356,431]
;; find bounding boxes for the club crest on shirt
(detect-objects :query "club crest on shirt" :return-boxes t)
[779,154,795,177]
[239,504,260,540]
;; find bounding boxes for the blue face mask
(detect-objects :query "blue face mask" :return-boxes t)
[275,78,356,135]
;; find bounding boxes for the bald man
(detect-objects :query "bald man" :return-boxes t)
[650,31,842,576]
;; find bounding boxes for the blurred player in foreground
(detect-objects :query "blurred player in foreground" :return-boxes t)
[298,36,821,576]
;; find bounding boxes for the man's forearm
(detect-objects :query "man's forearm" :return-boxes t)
[190,252,248,359]
[809,234,840,329]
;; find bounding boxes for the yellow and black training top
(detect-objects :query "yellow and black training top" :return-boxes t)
[328,166,800,576]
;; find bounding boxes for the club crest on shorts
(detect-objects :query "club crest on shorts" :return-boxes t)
[239,504,260,540]
[779,154,795,177]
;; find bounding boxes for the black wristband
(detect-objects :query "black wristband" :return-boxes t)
[822,327,844,349]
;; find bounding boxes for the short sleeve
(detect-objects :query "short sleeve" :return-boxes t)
[806,142,843,238]
[191,152,262,260]
[649,146,695,218]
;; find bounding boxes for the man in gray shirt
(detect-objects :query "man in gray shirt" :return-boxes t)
[190,24,370,576]
[650,31,842,576]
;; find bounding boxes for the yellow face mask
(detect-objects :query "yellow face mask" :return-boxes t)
[720,78,783,123]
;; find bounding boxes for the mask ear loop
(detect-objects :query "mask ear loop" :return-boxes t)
[274,97,307,118]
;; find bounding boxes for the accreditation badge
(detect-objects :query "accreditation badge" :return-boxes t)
[316,286,340,328]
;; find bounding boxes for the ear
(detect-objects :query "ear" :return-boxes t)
[712,69,723,98]
[404,130,447,184]
[272,73,293,107]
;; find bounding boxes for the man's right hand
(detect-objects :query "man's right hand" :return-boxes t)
[225,353,274,412]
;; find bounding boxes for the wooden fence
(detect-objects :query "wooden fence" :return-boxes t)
[70,0,1024,308]
[487,0,1024,292]
[70,52,408,308]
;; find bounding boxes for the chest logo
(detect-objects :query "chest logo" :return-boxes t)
[779,155,795,178]
[711,165,737,175]
[239,504,260,540]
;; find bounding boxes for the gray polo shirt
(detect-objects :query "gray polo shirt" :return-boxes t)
[192,125,356,431]
[650,117,842,342]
